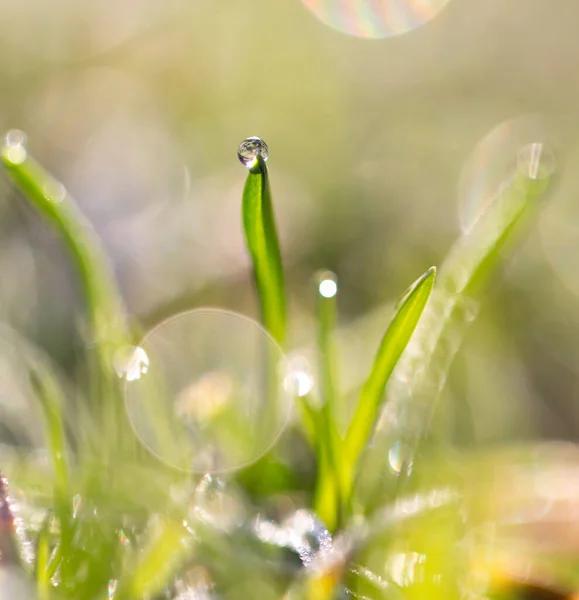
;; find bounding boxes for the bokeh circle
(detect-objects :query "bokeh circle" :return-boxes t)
[300,0,452,39]
[124,309,292,473]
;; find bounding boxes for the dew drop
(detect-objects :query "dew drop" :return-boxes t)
[254,510,332,569]
[113,346,149,381]
[283,356,314,398]
[191,474,244,531]
[458,114,557,234]
[318,271,338,299]
[42,180,67,204]
[517,142,556,180]
[388,440,413,476]
[1,130,28,165]
[237,137,269,170]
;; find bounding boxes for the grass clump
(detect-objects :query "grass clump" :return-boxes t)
[0,132,555,599]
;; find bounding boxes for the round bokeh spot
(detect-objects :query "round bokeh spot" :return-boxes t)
[124,309,292,473]
[300,0,452,39]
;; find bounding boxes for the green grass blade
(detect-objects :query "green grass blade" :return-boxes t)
[359,168,556,504]
[29,370,69,502]
[125,518,190,599]
[343,267,436,486]
[1,132,127,348]
[241,154,287,345]
[441,172,551,297]
[313,271,343,531]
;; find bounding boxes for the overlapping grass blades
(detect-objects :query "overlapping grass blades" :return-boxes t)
[1,138,127,350]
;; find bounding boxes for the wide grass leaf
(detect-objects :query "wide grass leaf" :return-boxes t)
[242,155,287,345]
[342,267,436,495]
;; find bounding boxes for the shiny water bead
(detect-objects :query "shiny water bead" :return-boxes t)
[317,271,338,299]
[1,130,28,165]
[517,142,556,180]
[113,346,149,382]
[237,137,269,169]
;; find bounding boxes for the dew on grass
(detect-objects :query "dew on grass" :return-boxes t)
[517,142,556,180]
[458,114,557,235]
[300,0,452,39]
[237,137,269,170]
[113,346,149,381]
[283,356,314,398]
[254,509,332,569]
[191,474,245,532]
[388,440,413,476]
[42,179,67,204]
[108,578,118,599]
[1,130,28,165]
[124,309,291,473]
[318,271,338,299]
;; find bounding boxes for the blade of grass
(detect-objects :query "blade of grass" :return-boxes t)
[363,168,556,502]
[241,154,287,345]
[124,518,190,599]
[313,271,343,532]
[341,266,436,504]
[1,132,132,456]
[1,132,128,349]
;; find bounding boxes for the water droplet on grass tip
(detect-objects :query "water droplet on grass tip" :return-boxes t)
[1,130,27,165]
[237,137,269,169]
[388,440,413,476]
[42,180,67,204]
[284,356,314,398]
[113,346,149,381]
[318,271,338,299]
[517,142,555,180]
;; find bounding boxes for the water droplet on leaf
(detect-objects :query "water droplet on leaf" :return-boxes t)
[237,137,269,170]
[42,180,67,203]
[318,271,338,299]
[113,346,149,381]
[388,440,413,476]
[191,474,244,531]
[458,114,556,234]
[517,142,556,180]
[283,356,314,398]
[1,130,27,165]
[254,509,332,569]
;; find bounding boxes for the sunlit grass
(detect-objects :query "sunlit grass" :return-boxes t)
[0,130,557,600]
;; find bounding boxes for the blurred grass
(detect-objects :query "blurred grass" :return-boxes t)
[0,1,577,599]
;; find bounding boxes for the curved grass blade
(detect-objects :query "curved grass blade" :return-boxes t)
[1,131,128,349]
[241,154,287,345]
[342,267,436,499]
[362,167,556,503]
[1,131,135,459]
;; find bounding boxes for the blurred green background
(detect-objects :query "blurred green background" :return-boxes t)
[2,0,579,450]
